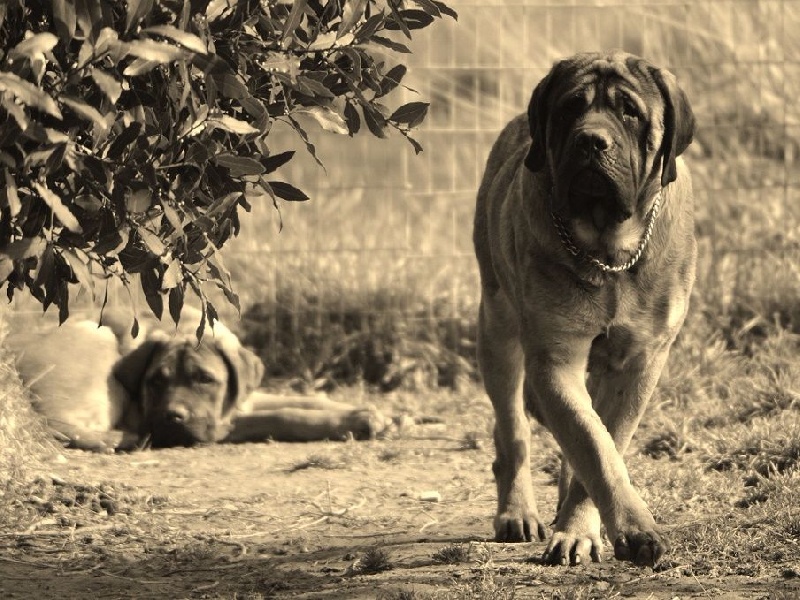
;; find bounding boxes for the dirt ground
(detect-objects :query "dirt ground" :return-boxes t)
[2,392,800,600]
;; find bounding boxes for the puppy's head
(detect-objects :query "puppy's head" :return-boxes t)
[524,51,695,262]
[113,322,264,448]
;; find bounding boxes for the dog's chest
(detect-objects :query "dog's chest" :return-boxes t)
[591,268,687,342]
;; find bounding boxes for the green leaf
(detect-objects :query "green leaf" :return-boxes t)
[356,14,385,43]
[0,73,62,119]
[122,58,161,77]
[385,9,435,31]
[168,285,184,325]
[5,169,20,217]
[161,259,182,290]
[126,187,152,213]
[370,35,411,54]
[363,105,387,138]
[295,106,348,134]
[143,25,207,54]
[268,181,309,202]
[338,0,368,38]
[192,55,251,100]
[61,96,109,132]
[410,0,441,17]
[295,75,335,99]
[33,182,82,233]
[0,257,12,283]
[53,0,78,42]
[142,267,164,319]
[91,68,123,104]
[106,121,143,160]
[390,101,429,127]
[9,33,59,60]
[60,249,94,298]
[387,1,412,39]
[24,147,57,169]
[94,225,130,256]
[377,64,407,97]
[136,225,167,256]
[57,280,69,325]
[4,236,46,261]
[214,154,265,177]
[1,95,28,129]
[344,102,360,135]
[126,39,186,63]
[261,150,295,174]
[126,0,154,32]
[161,201,185,238]
[431,0,458,20]
[405,132,424,154]
[74,194,102,212]
[281,0,309,45]
[208,114,258,135]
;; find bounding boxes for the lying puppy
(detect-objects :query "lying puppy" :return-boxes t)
[9,308,389,451]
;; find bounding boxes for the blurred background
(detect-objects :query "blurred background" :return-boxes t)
[9,0,800,393]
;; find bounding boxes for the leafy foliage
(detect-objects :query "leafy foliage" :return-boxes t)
[0,0,455,331]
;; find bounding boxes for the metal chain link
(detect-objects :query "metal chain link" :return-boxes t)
[551,190,663,273]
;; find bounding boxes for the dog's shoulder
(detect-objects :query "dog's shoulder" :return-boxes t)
[480,114,530,190]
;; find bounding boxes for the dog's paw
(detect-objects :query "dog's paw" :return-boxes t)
[346,407,392,440]
[542,529,604,566]
[542,519,603,566]
[494,510,547,543]
[613,528,668,567]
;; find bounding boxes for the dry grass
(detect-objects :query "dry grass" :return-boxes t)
[2,2,800,597]
[0,306,56,531]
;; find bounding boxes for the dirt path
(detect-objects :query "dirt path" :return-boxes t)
[2,394,800,599]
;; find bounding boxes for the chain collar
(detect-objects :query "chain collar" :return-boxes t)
[551,190,663,273]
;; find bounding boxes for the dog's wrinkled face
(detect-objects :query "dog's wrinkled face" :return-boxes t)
[141,341,235,447]
[525,51,694,262]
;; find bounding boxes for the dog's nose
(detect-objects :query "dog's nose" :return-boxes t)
[165,406,190,423]
[576,129,612,154]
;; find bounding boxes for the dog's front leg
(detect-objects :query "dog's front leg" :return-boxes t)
[478,290,547,543]
[527,344,663,566]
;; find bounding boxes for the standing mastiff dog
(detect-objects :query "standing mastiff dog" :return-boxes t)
[473,51,696,567]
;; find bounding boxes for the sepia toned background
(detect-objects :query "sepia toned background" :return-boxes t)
[4,3,800,597]
[215,0,800,387]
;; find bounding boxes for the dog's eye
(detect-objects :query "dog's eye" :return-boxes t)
[194,371,217,385]
[621,98,640,121]
[147,370,168,388]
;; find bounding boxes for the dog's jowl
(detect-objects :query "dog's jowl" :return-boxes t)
[473,51,695,567]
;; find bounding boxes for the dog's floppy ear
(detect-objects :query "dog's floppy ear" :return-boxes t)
[524,62,565,173]
[652,67,695,187]
[217,343,265,413]
[112,340,163,403]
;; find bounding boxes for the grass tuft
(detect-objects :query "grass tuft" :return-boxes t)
[353,545,392,574]
[431,543,470,565]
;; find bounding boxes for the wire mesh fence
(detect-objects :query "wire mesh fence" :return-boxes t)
[8,0,800,389]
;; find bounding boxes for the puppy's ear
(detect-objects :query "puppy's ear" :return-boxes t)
[218,343,265,413]
[524,65,560,173]
[112,340,163,403]
[652,67,695,187]
[238,346,265,395]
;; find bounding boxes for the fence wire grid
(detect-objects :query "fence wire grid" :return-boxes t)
[8,0,800,387]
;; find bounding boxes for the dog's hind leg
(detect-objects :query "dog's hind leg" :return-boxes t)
[478,289,547,543]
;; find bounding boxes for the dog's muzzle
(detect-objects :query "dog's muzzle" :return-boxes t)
[552,189,664,273]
